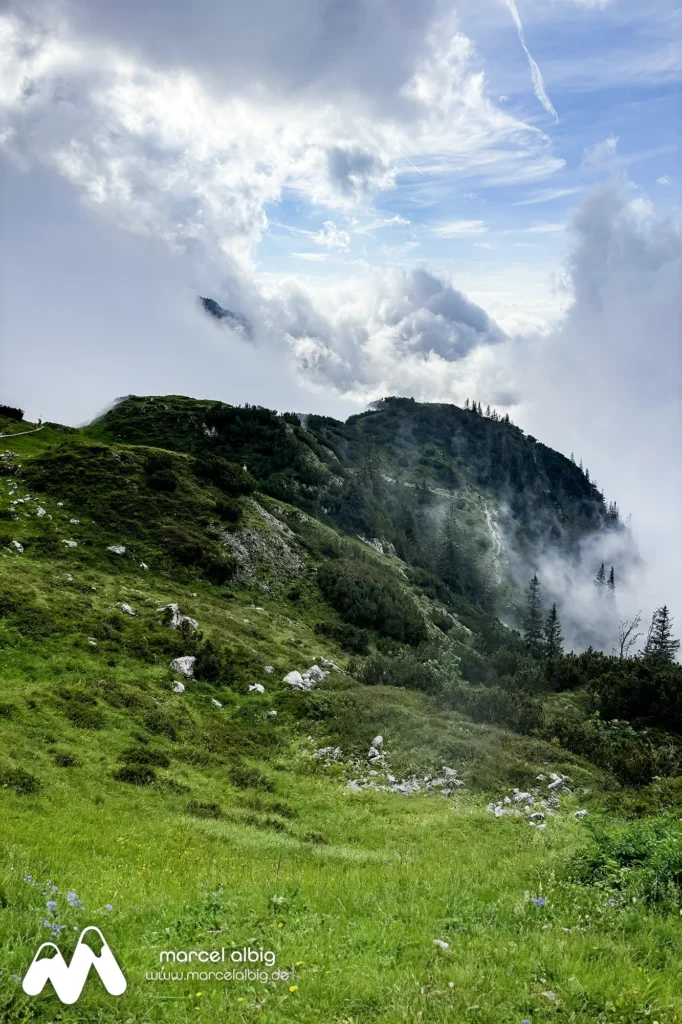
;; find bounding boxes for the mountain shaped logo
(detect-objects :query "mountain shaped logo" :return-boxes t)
[22,926,126,1004]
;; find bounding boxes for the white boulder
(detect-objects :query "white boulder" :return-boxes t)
[283,670,309,690]
[10,540,23,553]
[574,809,589,820]
[62,540,78,548]
[140,562,149,570]
[211,698,223,708]
[36,507,46,518]
[264,665,275,674]
[249,683,265,694]
[172,681,185,694]
[305,665,327,683]
[157,603,198,631]
[107,545,126,555]
[371,735,384,749]
[169,655,196,679]
[119,603,135,616]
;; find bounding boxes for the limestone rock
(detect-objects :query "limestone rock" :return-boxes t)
[169,655,196,679]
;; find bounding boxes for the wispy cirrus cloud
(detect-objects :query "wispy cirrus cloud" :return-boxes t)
[430,219,488,237]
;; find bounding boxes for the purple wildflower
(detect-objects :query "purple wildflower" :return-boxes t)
[532,897,546,907]
[46,900,57,912]
[105,904,113,912]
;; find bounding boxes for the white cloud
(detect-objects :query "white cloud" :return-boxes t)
[657,174,672,185]
[515,186,583,205]
[524,222,565,233]
[581,135,619,170]
[502,0,559,122]
[291,252,331,262]
[431,219,488,237]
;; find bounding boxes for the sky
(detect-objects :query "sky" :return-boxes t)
[0,0,680,615]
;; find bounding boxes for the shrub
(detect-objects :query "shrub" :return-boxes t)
[230,764,275,792]
[355,650,443,695]
[317,556,427,646]
[0,766,41,795]
[63,702,105,730]
[120,747,170,768]
[186,800,222,819]
[215,497,242,523]
[113,763,157,785]
[52,752,77,767]
[568,816,682,910]
[144,710,179,741]
[446,683,542,735]
[193,455,256,496]
[314,621,369,654]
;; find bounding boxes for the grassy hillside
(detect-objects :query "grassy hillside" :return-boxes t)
[1,402,682,1022]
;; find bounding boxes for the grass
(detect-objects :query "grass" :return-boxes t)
[1,413,682,1022]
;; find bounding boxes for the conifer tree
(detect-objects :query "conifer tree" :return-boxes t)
[643,606,681,664]
[543,603,564,658]
[607,567,615,595]
[465,398,470,410]
[485,404,491,418]
[594,563,606,592]
[523,574,544,657]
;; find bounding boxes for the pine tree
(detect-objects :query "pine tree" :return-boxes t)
[485,404,491,418]
[465,398,470,410]
[504,413,510,424]
[594,563,606,592]
[570,452,575,463]
[643,606,681,664]
[607,567,615,595]
[543,603,564,658]
[439,501,464,591]
[523,574,544,658]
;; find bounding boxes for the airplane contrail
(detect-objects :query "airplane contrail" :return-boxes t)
[503,0,558,123]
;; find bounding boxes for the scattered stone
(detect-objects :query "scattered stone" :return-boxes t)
[172,681,185,694]
[88,640,98,648]
[432,939,449,951]
[62,539,78,548]
[57,502,64,507]
[487,773,572,824]
[10,540,23,553]
[169,656,196,679]
[157,603,198,631]
[36,507,46,517]
[69,518,80,524]
[371,735,383,749]
[119,603,135,616]
[140,562,149,571]
[211,698,223,708]
[266,709,277,717]
[107,545,126,555]
[320,657,340,671]
[249,683,265,694]
[574,809,589,820]
[264,666,275,674]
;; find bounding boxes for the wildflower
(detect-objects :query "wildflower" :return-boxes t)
[289,985,298,993]
[532,897,546,907]
[105,904,113,912]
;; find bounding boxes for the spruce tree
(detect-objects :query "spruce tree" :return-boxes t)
[465,398,470,410]
[523,574,544,658]
[643,606,681,664]
[543,603,564,658]
[594,563,606,592]
[607,567,615,595]
[485,404,491,418]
